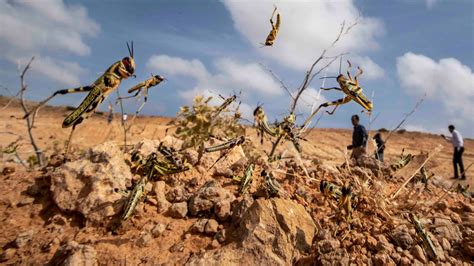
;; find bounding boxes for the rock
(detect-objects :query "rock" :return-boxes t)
[216,229,226,243]
[373,253,395,266]
[17,197,35,207]
[169,242,184,253]
[153,181,167,198]
[317,249,350,266]
[14,230,34,248]
[460,201,474,213]
[26,184,41,196]
[137,231,153,247]
[390,252,401,264]
[188,181,235,216]
[187,198,316,265]
[182,149,199,166]
[391,225,413,250]
[434,200,449,212]
[50,142,133,223]
[440,238,451,251]
[411,245,427,264]
[160,135,183,151]
[461,233,474,256]
[318,239,340,254]
[49,241,97,266]
[366,235,378,251]
[131,139,162,157]
[204,219,219,235]
[151,223,167,238]
[215,200,232,221]
[376,235,394,253]
[213,168,233,178]
[168,202,188,218]
[433,218,462,242]
[231,194,253,222]
[154,181,171,213]
[166,186,189,203]
[210,240,220,249]
[0,248,16,262]
[191,218,209,234]
[399,256,411,266]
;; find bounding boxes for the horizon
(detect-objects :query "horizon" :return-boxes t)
[0,0,472,137]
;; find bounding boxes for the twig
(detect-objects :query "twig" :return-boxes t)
[260,63,294,99]
[1,86,21,110]
[115,90,128,152]
[18,57,44,167]
[377,94,426,154]
[391,144,443,199]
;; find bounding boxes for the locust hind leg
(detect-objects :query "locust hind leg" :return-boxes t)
[24,86,93,119]
[63,117,84,161]
[325,97,351,115]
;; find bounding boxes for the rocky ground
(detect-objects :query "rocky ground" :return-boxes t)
[0,96,473,265]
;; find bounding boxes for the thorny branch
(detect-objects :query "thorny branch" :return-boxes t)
[19,57,44,167]
[260,63,294,99]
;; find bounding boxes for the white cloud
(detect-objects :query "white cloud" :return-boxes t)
[425,0,440,9]
[221,0,385,78]
[396,52,474,126]
[0,0,99,85]
[17,56,86,86]
[146,54,284,103]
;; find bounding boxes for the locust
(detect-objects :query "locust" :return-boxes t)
[121,176,148,221]
[303,60,373,127]
[261,170,281,197]
[320,180,343,202]
[262,5,281,47]
[212,94,237,119]
[119,74,165,124]
[233,163,254,195]
[408,213,437,260]
[23,42,136,157]
[204,135,246,170]
[390,150,413,171]
[131,151,190,179]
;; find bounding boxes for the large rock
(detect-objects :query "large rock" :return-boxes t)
[188,181,235,216]
[187,198,317,265]
[50,142,133,223]
[49,241,97,266]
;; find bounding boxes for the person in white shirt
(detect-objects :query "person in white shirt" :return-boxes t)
[441,125,465,179]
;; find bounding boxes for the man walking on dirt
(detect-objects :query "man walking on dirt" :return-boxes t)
[347,115,368,160]
[441,125,466,179]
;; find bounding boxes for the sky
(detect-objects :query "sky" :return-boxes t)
[0,0,473,137]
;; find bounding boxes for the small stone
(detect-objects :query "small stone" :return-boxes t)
[14,230,34,248]
[169,242,184,253]
[0,248,16,262]
[50,214,68,226]
[215,229,226,243]
[151,223,167,238]
[204,219,219,235]
[156,197,171,214]
[373,253,394,266]
[434,200,448,212]
[26,184,41,196]
[168,202,188,218]
[191,219,208,233]
[390,252,401,264]
[146,197,157,206]
[440,238,451,251]
[166,186,188,203]
[400,256,411,266]
[210,239,220,249]
[411,245,427,264]
[366,235,377,251]
[318,239,341,254]
[153,181,167,198]
[215,200,232,221]
[137,232,153,247]
[17,197,35,207]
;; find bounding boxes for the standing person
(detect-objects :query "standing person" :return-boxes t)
[347,115,368,160]
[373,132,385,162]
[441,125,466,179]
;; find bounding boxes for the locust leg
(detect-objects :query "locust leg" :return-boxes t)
[320,87,342,91]
[24,86,93,118]
[64,124,77,161]
[354,67,363,84]
[324,97,351,115]
[129,89,149,126]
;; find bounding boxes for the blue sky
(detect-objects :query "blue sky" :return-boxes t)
[0,0,473,137]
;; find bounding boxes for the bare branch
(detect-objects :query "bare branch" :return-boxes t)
[376,94,426,154]
[18,57,44,167]
[115,90,128,152]
[259,63,294,99]
[1,86,22,110]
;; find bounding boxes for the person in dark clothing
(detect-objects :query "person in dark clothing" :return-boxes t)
[373,132,385,162]
[347,115,368,159]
